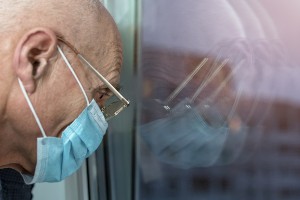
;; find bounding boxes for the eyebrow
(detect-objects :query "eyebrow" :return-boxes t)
[56,35,80,55]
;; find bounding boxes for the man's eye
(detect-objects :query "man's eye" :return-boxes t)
[99,94,104,99]
[98,89,113,100]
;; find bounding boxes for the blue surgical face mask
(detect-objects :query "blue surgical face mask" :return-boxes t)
[18,46,108,184]
[140,98,252,169]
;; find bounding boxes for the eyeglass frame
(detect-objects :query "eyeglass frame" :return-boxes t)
[56,35,130,120]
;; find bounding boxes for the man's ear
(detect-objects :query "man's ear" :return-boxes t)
[13,27,57,94]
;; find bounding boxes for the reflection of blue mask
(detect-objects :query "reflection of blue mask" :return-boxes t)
[215,123,248,165]
[140,99,228,168]
[140,98,254,168]
[19,47,108,184]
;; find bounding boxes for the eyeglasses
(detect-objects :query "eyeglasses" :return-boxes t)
[57,36,130,120]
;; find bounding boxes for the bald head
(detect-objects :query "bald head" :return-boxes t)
[1,0,122,79]
[2,1,120,46]
[1,0,101,34]
[0,0,123,175]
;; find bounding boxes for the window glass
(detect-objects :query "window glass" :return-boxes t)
[137,1,300,199]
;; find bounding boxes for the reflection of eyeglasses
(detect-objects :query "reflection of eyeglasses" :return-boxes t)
[57,36,130,120]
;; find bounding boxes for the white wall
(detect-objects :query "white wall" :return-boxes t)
[32,181,66,200]
[31,163,88,200]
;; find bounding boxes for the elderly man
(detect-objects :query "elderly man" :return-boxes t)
[0,0,127,199]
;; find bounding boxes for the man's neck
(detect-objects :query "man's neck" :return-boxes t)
[0,84,33,174]
[0,130,18,170]
[0,130,34,174]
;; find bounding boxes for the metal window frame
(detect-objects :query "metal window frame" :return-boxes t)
[89,1,139,200]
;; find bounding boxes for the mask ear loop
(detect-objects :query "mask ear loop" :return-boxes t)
[18,79,47,138]
[57,46,89,106]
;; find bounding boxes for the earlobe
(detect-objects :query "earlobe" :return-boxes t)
[13,28,57,94]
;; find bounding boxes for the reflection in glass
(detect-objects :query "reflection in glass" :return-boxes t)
[137,0,300,199]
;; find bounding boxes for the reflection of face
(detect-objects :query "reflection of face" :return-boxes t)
[141,50,236,123]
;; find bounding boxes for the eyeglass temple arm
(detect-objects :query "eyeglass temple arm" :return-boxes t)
[57,36,129,106]
[77,54,130,106]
